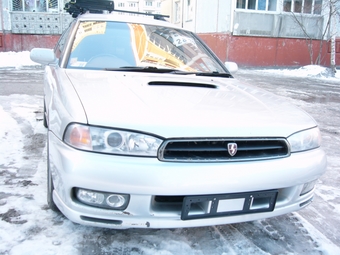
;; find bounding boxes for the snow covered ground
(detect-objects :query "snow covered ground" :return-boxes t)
[0,51,340,254]
[0,51,39,70]
[1,51,339,79]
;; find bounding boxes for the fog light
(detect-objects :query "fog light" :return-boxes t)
[77,189,105,205]
[106,195,126,208]
[300,180,317,196]
[75,188,129,210]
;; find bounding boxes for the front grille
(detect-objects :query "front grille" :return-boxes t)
[158,138,290,162]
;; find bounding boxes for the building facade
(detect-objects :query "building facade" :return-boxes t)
[0,0,163,52]
[0,0,339,66]
[162,0,340,66]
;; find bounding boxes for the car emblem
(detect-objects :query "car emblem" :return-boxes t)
[227,143,238,156]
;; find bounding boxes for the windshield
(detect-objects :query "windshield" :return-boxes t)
[67,21,227,73]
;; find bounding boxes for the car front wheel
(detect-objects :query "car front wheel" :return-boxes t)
[43,101,48,128]
[47,135,59,212]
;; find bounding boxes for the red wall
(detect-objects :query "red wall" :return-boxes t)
[199,33,340,67]
[0,33,59,52]
[1,32,339,67]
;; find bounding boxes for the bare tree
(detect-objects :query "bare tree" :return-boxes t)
[289,0,338,75]
[329,0,338,76]
[290,12,321,65]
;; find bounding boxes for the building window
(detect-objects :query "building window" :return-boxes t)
[236,0,277,11]
[174,1,181,23]
[186,0,194,20]
[12,0,59,12]
[283,0,322,14]
[118,2,125,8]
[145,1,153,7]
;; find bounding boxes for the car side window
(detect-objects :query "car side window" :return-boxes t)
[67,21,135,69]
[55,21,75,65]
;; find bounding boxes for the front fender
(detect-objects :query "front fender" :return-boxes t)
[45,66,87,140]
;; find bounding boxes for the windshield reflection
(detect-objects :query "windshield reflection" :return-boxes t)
[67,21,225,73]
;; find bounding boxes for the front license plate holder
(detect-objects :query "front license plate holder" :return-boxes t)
[181,190,278,220]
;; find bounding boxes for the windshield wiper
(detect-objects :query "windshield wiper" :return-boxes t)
[169,70,233,78]
[105,66,176,73]
[105,66,233,78]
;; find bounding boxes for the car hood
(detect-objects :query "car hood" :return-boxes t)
[65,70,316,138]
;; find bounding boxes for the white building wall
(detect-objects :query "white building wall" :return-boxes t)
[2,0,163,34]
[160,0,234,33]
[161,0,236,33]
[195,0,219,33]
[2,0,338,38]
[1,0,11,31]
[216,0,233,33]
[195,0,233,33]
[335,1,340,37]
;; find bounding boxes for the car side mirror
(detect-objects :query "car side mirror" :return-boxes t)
[225,62,238,73]
[30,48,57,66]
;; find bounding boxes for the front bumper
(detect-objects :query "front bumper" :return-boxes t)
[49,132,327,229]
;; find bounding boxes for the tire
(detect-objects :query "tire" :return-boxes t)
[47,135,59,212]
[43,101,48,128]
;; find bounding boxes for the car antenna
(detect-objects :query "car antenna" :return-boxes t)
[64,0,169,20]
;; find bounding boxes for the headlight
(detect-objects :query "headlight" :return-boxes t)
[288,127,321,152]
[64,123,163,156]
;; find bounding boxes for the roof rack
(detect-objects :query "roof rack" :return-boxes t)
[65,0,115,18]
[64,0,169,20]
[114,9,169,21]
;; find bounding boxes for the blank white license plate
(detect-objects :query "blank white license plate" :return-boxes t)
[181,190,278,220]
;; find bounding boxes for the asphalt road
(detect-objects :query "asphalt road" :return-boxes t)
[0,67,44,96]
[0,66,339,254]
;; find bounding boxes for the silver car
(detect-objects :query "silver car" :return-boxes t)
[30,12,326,229]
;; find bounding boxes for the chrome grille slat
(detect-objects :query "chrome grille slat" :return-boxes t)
[158,138,290,162]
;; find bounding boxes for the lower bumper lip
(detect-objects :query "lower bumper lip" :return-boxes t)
[52,188,316,229]
[300,197,314,207]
